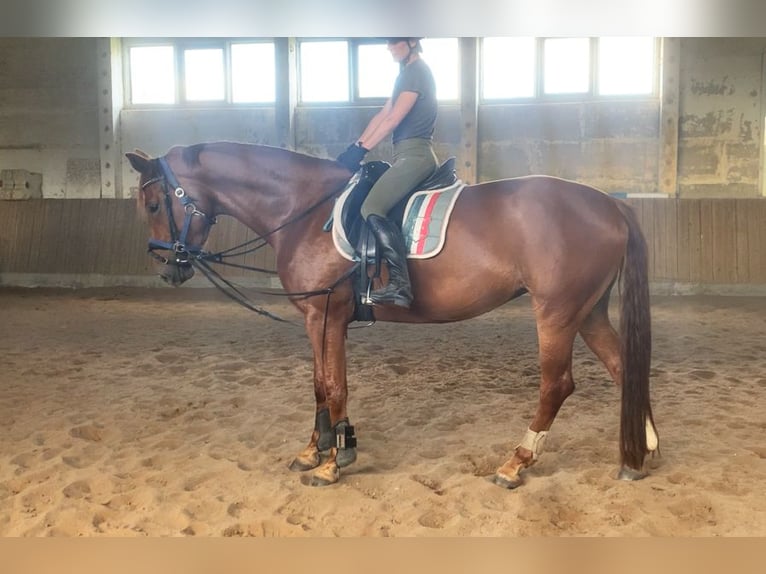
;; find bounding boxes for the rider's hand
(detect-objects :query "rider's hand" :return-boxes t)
[336,142,369,172]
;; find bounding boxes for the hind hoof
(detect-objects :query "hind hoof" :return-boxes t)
[490,473,523,490]
[617,466,648,481]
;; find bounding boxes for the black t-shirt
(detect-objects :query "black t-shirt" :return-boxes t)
[392,58,437,144]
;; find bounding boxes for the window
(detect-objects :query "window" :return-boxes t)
[543,38,591,94]
[125,39,276,106]
[357,42,398,99]
[421,38,459,101]
[184,48,225,101]
[298,38,460,104]
[598,37,656,95]
[481,37,535,99]
[481,36,657,101]
[129,45,175,104]
[299,40,350,103]
[231,42,276,103]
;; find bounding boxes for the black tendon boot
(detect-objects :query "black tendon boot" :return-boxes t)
[366,214,414,308]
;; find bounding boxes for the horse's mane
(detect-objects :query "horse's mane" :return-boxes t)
[179,141,330,171]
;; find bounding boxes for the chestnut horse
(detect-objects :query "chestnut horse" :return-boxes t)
[126,141,658,488]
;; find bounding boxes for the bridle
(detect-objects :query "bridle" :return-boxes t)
[142,156,217,267]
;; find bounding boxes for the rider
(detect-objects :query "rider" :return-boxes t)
[336,37,438,308]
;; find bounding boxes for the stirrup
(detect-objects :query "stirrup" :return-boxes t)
[367,285,412,308]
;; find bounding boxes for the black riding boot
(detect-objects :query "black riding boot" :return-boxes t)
[366,214,413,308]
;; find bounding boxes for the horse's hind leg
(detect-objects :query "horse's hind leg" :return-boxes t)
[493,317,578,489]
[578,287,622,386]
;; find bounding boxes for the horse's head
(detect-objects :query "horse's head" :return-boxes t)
[126,148,217,286]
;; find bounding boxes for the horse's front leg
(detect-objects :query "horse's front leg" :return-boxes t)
[287,403,330,472]
[288,305,356,486]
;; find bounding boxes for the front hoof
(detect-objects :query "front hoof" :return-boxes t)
[490,472,524,490]
[308,461,340,486]
[617,466,648,481]
[288,450,321,472]
[288,457,320,472]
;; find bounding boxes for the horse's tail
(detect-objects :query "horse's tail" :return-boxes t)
[616,201,657,471]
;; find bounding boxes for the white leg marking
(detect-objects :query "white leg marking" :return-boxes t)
[646,419,658,452]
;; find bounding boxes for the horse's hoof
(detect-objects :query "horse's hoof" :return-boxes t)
[288,453,321,472]
[309,465,340,487]
[336,447,357,468]
[490,472,523,490]
[309,474,337,487]
[617,466,648,481]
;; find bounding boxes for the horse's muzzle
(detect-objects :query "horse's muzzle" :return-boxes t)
[159,262,195,286]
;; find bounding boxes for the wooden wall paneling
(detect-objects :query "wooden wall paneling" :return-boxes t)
[743,199,766,282]
[698,200,716,282]
[734,199,751,283]
[8,202,25,270]
[127,201,155,275]
[650,198,678,281]
[232,219,254,278]
[10,201,29,271]
[2,202,20,270]
[711,199,737,283]
[82,200,104,274]
[25,201,46,273]
[37,200,60,272]
[93,199,115,274]
[221,217,249,278]
[0,202,20,271]
[676,199,698,283]
[57,199,81,273]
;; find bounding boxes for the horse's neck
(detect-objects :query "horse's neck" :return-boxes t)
[207,150,345,246]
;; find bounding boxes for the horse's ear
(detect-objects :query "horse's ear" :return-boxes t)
[126,150,153,174]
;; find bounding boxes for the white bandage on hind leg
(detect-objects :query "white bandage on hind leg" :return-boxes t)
[517,428,549,460]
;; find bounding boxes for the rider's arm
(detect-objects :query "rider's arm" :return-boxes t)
[357,91,418,150]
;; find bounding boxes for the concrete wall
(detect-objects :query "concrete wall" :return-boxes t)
[1,37,765,199]
[478,101,660,193]
[678,38,765,198]
[0,38,101,199]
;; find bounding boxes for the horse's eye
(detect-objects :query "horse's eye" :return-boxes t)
[147,202,160,214]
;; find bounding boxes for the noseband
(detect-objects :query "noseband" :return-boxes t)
[143,157,217,266]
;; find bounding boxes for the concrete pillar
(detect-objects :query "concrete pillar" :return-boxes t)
[276,37,298,150]
[458,37,478,185]
[761,50,766,197]
[658,37,680,196]
[97,38,123,198]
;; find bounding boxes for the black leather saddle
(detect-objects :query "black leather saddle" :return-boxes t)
[336,156,457,252]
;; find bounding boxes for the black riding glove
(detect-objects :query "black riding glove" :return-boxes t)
[336,142,369,172]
